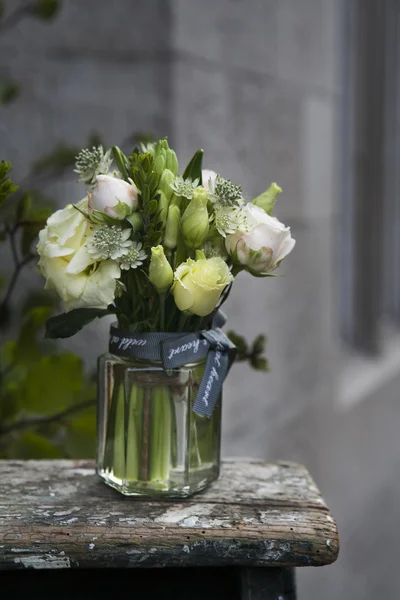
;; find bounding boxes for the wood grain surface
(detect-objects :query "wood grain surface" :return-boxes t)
[0,459,339,570]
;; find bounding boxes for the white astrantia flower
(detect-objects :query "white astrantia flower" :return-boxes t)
[212,175,245,209]
[87,225,133,261]
[74,146,113,185]
[170,175,199,199]
[118,242,147,270]
[213,206,248,238]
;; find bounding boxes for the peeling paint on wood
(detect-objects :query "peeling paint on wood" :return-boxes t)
[0,459,339,570]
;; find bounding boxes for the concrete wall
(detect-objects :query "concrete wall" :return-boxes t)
[1,2,400,598]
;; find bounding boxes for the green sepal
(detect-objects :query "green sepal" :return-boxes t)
[248,271,282,278]
[45,308,114,339]
[110,199,133,220]
[126,212,142,232]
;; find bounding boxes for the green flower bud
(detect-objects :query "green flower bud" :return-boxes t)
[164,205,181,249]
[181,187,210,249]
[252,182,282,215]
[158,190,169,229]
[155,139,168,154]
[166,148,179,175]
[159,168,175,201]
[154,151,166,175]
[149,245,173,293]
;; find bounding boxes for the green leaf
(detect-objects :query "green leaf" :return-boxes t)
[20,289,58,317]
[250,356,269,372]
[0,161,18,205]
[31,0,60,20]
[0,387,20,421]
[112,146,129,181]
[146,199,158,215]
[226,330,248,359]
[25,204,53,222]
[8,432,61,459]
[63,407,96,458]
[32,145,79,175]
[183,149,203,184]
[20,223,39,256]
[0,79,20,105]
[142,183,151,204]
[251,334,266,356]
[16,192,32,221]
[14,306,54,365]
[45,308,113,339]
[18,353,85,413]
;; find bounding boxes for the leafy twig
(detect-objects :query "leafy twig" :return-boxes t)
[0,399,96,436]
[227,331,269,372]
[0,226,34,316]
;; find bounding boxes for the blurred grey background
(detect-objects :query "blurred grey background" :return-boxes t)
[1,1,400,598]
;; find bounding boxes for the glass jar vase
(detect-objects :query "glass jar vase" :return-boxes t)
[96,353,222,497]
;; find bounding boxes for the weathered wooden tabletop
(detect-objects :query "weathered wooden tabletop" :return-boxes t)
[0,459,339,571]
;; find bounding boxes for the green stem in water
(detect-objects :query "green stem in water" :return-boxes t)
[125,384,143,481]
[112,383,125,480]
[149,387,172,483]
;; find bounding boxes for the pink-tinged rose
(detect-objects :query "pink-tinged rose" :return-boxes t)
[89,174,138,218]
[225,204,295,273]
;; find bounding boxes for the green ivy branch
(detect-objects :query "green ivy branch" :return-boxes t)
[0,161,98,458]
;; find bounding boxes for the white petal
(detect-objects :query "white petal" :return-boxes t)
[275,234,296,263]
[66,244,96,275]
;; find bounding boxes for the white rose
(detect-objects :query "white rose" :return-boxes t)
[37,198,120,311]
[202,169,217,192]
[225,204,295,273]
[88,174,138,218]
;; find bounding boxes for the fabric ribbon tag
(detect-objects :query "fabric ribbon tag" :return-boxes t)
[108,320,236,417]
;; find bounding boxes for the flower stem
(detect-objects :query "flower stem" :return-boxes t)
[112,383,125,480]
[160,293,166,331]
[149,387,172,483]
[125,385,143,481]
[178,312,189,332]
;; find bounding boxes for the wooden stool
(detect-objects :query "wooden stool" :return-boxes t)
[0,459,339,599]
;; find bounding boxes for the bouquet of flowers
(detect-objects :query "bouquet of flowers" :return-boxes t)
[37,139,295,496]
[38,139,295,336]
